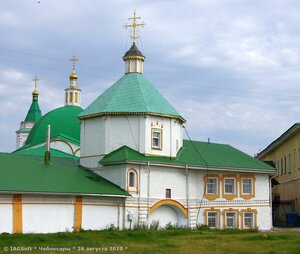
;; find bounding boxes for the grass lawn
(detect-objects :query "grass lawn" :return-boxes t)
[0,229,299,254]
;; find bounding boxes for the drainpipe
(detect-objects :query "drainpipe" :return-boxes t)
[147,161,150,228]
[138,165,141,225]
[185,165,190,228]
[117,202,121,229]
[44,125,51,164]
[270,173,278,229]
[170,118,172,157]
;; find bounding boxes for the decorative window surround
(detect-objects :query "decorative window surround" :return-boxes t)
[223,209,239,229]
[204,174,220,200]
[241,208,257,229]
[204,208,220,229]
[240,175,256,200]
[222,174,238,200]
[127,168,138,193]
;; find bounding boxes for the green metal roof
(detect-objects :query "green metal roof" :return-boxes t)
[79,73,184,121]
[23,106,82,148]
[101,140,275,172]
[0,153,129,196]
[24,95,42,123]
[14,146,78,159]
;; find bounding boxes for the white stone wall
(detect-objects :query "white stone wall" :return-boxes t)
[94,164,127,190]
[101,164,272,230]
[0,195,13,234]
[82,197,124,230]
[0,205,13,233]
[16,132,29,148]
[23,204,74,233]
[144,116,183,157]
[0,194,126,234]
[80,115,184,168]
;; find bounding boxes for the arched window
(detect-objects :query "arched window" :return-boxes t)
[127,169,138,192]
[129,172,135,187]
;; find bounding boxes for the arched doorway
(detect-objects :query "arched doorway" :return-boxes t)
[149,199,188,228]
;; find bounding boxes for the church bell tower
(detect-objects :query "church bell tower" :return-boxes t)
[65,55,81,106]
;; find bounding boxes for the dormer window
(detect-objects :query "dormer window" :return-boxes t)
[152,129,162,150]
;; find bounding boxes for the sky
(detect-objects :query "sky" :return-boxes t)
[0,0,300,156]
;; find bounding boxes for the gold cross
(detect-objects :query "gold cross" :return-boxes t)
[124,11,145,43]
[70,55,78,69]
[32,76,39,89]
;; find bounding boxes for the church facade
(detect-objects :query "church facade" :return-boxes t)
[0,13,275,234]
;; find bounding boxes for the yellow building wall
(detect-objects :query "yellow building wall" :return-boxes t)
[260,131,300,215]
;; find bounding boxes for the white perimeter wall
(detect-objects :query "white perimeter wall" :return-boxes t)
[82,205,119,230]
[0,194,125,234]
[23,204,74,233]
[0,204,13,233]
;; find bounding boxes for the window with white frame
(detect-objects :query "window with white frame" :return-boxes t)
[207,211,218,228]
[207,178,217,194]
[242,179,253,195]
[244,212,254,229]
[225,212,237,228]
[224,178,235,194]
[152,129,162,149]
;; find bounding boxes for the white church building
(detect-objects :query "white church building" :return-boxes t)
[0,13,275,234]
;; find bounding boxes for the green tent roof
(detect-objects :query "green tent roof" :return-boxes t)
[79,73,184,121]
[20,106,83,150]
[0,153,129,196]
[101,140,275,172]
[14,146,78,159]
[24,96,42,123]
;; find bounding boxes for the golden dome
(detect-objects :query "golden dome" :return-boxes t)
[69,68,78,80]
[32,88,39,96]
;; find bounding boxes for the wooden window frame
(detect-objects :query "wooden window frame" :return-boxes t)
[204,208,221,229]
[204,174,220,200]
[240,175,255,199]
[223,209,239,229]
[222,174,238,200]
[151,128,163,150]
[241,208,257,230]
